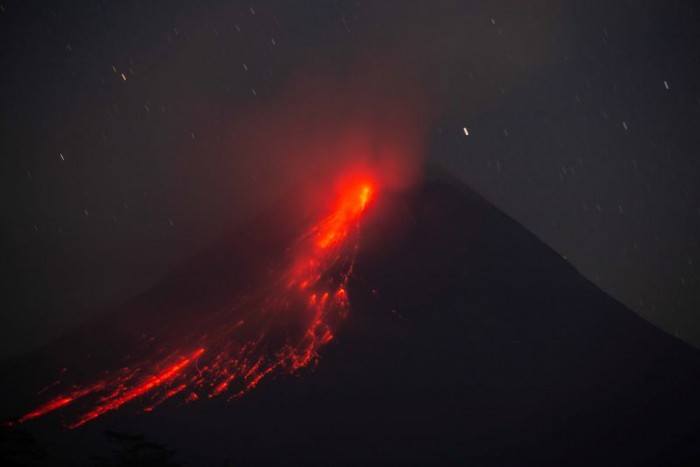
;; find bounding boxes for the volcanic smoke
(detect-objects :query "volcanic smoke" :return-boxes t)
[9,179,375,429]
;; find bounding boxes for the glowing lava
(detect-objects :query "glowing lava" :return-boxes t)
[10,180,374,428]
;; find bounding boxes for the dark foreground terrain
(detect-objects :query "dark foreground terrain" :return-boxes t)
[2,176,700,465]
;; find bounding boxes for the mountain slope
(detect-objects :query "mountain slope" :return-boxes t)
[3,177,700,465]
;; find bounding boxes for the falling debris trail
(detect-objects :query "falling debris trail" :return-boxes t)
[9,180,375,429]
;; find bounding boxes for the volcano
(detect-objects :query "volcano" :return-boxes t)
[2,171,700,465]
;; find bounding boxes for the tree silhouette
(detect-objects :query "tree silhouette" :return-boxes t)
[91,430,182,466]
[0,427,51,466]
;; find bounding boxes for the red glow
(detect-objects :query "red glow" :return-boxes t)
[11,180,375,428]
[14,381,107,425]
[316,182,373,249]
[68,348,205,428]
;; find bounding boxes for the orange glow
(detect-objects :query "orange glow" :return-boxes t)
[11,178,376,428]
[316,181,373,249]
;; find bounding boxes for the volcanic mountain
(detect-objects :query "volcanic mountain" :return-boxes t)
[2,172,700,465]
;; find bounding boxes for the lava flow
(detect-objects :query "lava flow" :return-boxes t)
[10,180,375,429]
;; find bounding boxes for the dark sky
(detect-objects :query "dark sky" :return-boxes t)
[1,0,699,359]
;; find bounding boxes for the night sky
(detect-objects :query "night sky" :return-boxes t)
[1,0,699,361]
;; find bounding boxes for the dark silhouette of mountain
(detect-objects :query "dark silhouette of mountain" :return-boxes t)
[2,173,700,465]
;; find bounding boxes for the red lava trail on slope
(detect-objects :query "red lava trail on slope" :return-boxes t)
[10,179,375,429]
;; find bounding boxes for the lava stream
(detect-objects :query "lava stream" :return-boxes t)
[10,180,375,428]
